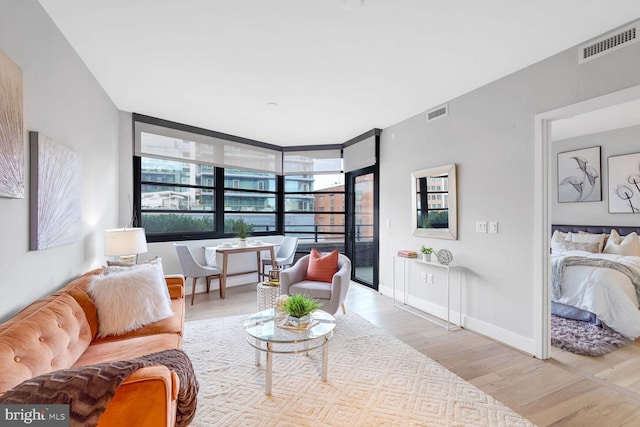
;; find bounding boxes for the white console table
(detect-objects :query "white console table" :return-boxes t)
[392,255,461,331]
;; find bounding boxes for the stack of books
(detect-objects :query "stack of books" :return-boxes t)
[397,250,417,258]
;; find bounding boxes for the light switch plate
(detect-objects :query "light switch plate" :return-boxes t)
[489,221,498,234]
[476,221,487,233]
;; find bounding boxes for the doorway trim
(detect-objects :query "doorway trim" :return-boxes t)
[533,83,640,360]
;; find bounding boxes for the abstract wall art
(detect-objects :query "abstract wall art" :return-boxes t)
[30,132,81,250]
[557,146,601,203]
[0,50,24,199]
[608,152,640,214]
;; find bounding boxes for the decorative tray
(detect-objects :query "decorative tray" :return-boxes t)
[263,280,280,287]
[277,319,319,331]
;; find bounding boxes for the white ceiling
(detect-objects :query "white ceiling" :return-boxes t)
[38,0,640,147]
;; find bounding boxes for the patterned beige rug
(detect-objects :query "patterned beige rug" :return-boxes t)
[183,313,534,426]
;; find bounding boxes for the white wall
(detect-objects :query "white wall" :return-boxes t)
[0,1,120,320]
[379,28,640,354]
[552,124,640,225]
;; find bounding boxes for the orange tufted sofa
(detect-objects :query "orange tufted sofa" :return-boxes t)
[0,268,186,427]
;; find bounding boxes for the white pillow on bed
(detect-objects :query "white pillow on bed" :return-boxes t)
[566,232,606,253]
[555,240,600,253]
[551,230,569,255]
[604,230,640,256]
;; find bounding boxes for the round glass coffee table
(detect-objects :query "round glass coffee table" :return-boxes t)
[243,308,336,396]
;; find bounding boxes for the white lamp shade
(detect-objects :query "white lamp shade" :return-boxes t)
[104,228,148,256]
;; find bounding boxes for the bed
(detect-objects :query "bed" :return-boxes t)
[551,225,640,338]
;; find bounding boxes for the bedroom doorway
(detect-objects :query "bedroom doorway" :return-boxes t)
[534,84,640,360]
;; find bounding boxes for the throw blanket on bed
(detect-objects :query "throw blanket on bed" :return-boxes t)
[0,348,198,427]
[552,256,640,301]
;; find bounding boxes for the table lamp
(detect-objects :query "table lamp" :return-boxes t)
[104,227,148,264]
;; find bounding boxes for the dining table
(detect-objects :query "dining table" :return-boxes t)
[205,242,278,299]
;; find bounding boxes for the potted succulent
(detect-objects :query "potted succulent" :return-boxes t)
[232,218,253,246]
[282,294,321,327]
[419,245,434,262]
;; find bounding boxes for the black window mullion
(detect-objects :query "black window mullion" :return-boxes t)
[133,156,142,227]
[215,167,225,236]
[276,174,284,234]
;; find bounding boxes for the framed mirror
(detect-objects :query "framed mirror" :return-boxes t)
[411,163,457,240]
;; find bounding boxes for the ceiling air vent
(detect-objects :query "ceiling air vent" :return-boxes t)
[579,22,639,64]
[426,104,448,122]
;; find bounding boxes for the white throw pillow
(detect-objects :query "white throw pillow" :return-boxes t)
[604,230,640,256]
[550,230,568,255]
[88,261,173,338]
[566,232,606,253]
[555,240,600,253]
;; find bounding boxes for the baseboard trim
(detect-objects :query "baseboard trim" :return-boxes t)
[379,284,535,355]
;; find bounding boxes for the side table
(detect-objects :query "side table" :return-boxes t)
[393,255,462,331]
[257,282,280,311]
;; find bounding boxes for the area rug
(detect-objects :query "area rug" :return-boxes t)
[183,312,534,426]
[551,314,632,357]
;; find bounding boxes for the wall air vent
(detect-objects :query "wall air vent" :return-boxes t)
[426,104,448,122]
[579,22,638,64]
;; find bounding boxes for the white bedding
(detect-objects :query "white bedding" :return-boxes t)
[552,250,640,338]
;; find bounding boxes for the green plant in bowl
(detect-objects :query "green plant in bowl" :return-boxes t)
[282,294,321,327]
[231,218,253,240]
[419,245,433,254]
[419,245,434,262]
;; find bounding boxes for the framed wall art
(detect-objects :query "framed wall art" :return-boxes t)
[0,50,24,199]
[557,146,601,203]
[608,152,640,214]
[30,131,81,250]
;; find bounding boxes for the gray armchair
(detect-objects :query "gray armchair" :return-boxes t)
[280,253,351,315]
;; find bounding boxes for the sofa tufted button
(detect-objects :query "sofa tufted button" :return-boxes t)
[57,323,62,328]
[39,337,45,342]
[14,356,20,363]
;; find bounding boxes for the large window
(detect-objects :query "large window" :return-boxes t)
[134,115,285,242]
[138,157,281,240]
[140,157,216,235]
[284,173,345,253]
[133,115,359,252]
[223,169,277,233]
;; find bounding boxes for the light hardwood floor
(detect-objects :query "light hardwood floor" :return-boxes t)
[185,282,640,426]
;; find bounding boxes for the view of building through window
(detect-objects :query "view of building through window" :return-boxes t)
[415,175,449,229]
[138,131,347,252]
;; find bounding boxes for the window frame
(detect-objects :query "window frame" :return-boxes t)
[133,114,376,248]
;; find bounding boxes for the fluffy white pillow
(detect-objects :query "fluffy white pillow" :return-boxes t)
[88,262,173,338]
[604,230,640,256]
[566,232,606,253]
[103,257,170,302]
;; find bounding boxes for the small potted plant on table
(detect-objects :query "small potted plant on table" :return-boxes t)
[419,245,434,262]
[281,294,321,328]
[232,218,253,246]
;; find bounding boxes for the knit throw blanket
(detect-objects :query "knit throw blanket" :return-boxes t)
[551,256,640,301]
[0,348,198,427]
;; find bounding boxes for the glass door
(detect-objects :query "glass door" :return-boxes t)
[346,167,378,290]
